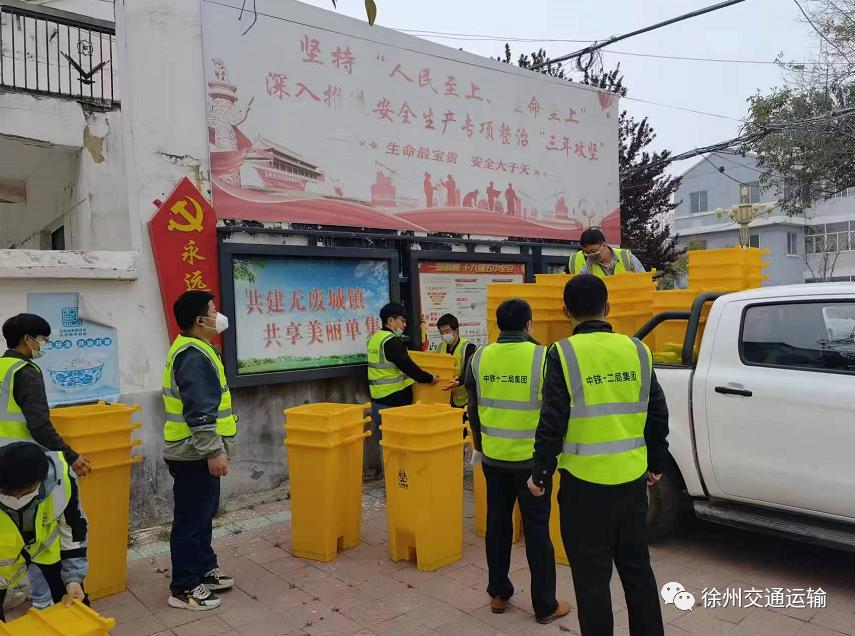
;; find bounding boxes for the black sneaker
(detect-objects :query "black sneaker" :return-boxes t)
[168,584,221,611]
[201,568,234,592]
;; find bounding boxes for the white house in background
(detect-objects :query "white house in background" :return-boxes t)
[673,151,855,285]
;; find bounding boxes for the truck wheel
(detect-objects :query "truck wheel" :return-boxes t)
[646,468,686,541]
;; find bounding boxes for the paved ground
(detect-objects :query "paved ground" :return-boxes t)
[58,485,855,635]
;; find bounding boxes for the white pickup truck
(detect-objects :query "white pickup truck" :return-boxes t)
[641,283,855,551]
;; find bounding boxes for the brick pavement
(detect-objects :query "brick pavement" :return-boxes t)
[76,485,855,635]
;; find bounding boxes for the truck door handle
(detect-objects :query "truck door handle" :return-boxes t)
[715,386,753,397]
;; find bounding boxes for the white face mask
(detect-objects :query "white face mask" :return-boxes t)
[393,328,404,337]
[28,337,47,360]
[441,333,456,344]
[0,488,39,511]
[214,312,229,334]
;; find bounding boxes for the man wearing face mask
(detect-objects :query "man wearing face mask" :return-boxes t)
[366,303,439,478]
[0,442,89,622]
[162,291,237,611]
[465,299,571,625]
[566,228,645,278]
[435,314,477,409]
[0,314,91,474]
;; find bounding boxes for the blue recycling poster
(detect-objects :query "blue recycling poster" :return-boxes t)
[26,293,120,407]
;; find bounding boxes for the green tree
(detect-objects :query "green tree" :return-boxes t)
[500,47,683,274]
[741,0,854,212]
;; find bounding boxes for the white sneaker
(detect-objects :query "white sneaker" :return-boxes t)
[167,584,221,611]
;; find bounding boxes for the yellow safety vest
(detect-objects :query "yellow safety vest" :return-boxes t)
[471,341,546,462]
[162,336,237,442]
[555,332,652,485]
[0,356,37,443]
[568,248,633,278]
[0,452,71,589]
[366,331,415,400]
[440,337,471,407]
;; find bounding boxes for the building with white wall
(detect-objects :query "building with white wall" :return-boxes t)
[673,151,855,285]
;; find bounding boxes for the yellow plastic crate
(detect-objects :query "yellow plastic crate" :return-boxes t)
[284,403,369,562]
[534,274,572,287]
[409,351,457,405]
[0,601,115,636]
[687,246,768,267]
[380,404,465,571]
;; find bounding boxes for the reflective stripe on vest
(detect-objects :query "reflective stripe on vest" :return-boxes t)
[568,248,632,277]
[555,333,652,484]
[440,337,470,407]
[472,341,545,462]
[0,451,71,587]
[0,357,34,442]
[366,331,415,400]
[162,336,237,442]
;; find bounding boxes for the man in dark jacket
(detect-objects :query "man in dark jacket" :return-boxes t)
[529,274,668,636]
[366,303,438,477]
[0,314,91,475]
[162,291,237,611]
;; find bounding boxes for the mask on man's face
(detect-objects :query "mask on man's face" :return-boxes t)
[440,333,456,345]
[28,336,46,360]
[0,488,39,511]
[587,247,604,264]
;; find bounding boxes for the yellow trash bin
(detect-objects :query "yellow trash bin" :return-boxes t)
[0,601,115,636]
[49,403,141,601]
[548,473,568,565]
[381,403,465,571]
[284,403,370,562]
[409,351,456,404]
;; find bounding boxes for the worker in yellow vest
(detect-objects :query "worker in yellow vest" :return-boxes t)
[435,314,476,408]
[0,442,89,622]
[465,299,571,625]
[528,275,669,636]
[0,314,91,474]
[367,303,439,478]
[566,228,645,278]
[162,291,237,612]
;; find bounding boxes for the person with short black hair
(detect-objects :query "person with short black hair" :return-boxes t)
[0,314,91,474]
[528,274,669,635]
[465,299,570,625]
[0,442,89,622]
[366,303,439,477]
[162,291,237,611]
[566,227,645,277]
[435,313,476,408]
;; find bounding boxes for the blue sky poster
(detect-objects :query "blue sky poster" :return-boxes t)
[26,293,121,407]
[233,256,391,374]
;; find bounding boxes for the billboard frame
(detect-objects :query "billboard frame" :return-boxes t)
[219,241,399,387]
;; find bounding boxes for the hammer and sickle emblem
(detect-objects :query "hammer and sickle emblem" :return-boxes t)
[167,196,204,233]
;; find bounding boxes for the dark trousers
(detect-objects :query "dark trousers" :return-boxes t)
[167,459,220,595]
[0,562,88,622]
[558,470,664,636]
[484,463,558,620]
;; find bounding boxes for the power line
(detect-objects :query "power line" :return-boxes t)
[702,155,745,183]
[620,95,743,121]
[531,0,750,70]
[398,28,834,67]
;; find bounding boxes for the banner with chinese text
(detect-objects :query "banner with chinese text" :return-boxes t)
[148,178,221,343]
[233,255,392,374]
[201,0,621,242]
[419,261,525,349]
